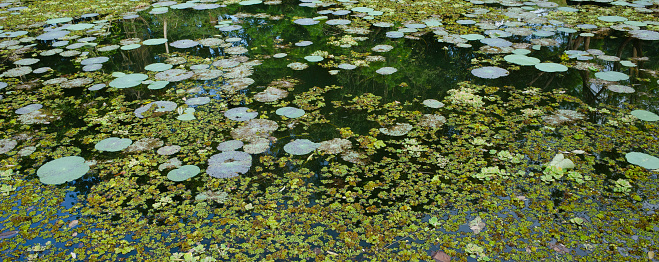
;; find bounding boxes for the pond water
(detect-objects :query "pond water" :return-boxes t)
[1,0,659,261]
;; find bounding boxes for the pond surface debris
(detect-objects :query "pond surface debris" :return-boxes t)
[1,0,659,261]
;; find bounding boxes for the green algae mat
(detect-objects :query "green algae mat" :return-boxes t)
[1,0,659,261]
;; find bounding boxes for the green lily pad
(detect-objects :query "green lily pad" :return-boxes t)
[631,110,659,121]
[167,165,201,181]
[148,81,169,90]
[598,16,628,22]
[595,71,629,81]
[95,137,133,152]
[535,63,568,72]
[625,152,659,169]
[275,107,305,118]
[37,156,90,185]
[504,54,540,66]
[143,38,168,45]
[109,73,148,88]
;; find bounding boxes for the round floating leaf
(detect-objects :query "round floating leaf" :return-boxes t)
[276,107,305,118]
[607,85,634,93]
[157,145,181,156]
[535,63,568,72]
[37,156,90,185]
[460,34,485,41]
[207,151,252,178]
[423,99,444,108]
[284,139,319,155]
[147,81,169,90]
[217,140,244,151]
[225,107,258,121]
[109,73,148,88]
[338,63,357,70]
[14,58,39,66]
[80,57,109,65]
[167,165,201,181]
[46,17,73,24]
[185,97,211,106]
[170,39,199,48]
[95,137,133,152]
[0,139,18,154]
[294,18,319,25]
[631,110,659,121]
[15,104,43,115]
[504,54,540,66]
[36,30,70,41]
[595,71,629,81]
[625,152,659,169]
[598,16,628,22]
[120,44,141,50]
[376,67,397,75]
[143,38,168,45]
[629,30,659,40]
[386,31,404,38]
[471,66,509,79]
[304,55,323,62]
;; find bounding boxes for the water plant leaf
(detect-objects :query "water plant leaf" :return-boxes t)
[109,73,148,88]
[504,54,540,66]
[207,151,252,178]
[376,67,397,75]
[217,140,244,151]
[535,63,568,72]
[15,104,43,115]
[595,71,629,81]
[37,156,89,185]
[95,137,133,152]
[625,152,659,169]
[471,66,509,79]
[225,107,258,121]
[284,139,319,155]
[167,165,201,181]
[275,107,305,118]
[0,139,18,154]
[631,110,659,121]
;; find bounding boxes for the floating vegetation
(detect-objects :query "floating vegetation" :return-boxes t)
[2,0,659,261]
[36,156,90,185]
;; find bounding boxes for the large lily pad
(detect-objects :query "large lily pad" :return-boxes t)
[631,110,659,121]
[625,152,659,169]
[207,151,252,178]
[37,156,90,185]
